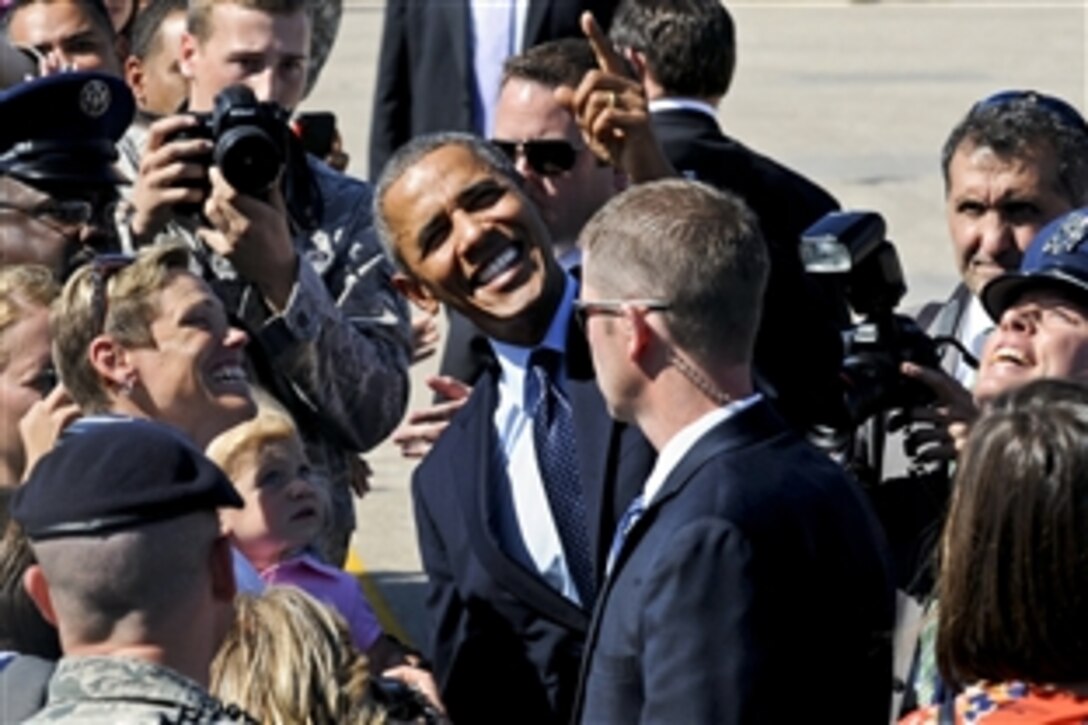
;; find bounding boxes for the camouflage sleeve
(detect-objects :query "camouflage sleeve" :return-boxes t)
[263,191,411,453]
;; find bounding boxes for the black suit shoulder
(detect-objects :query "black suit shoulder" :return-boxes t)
[578,402,894,724]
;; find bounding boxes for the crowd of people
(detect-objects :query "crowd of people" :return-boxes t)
[0,0,1086,723]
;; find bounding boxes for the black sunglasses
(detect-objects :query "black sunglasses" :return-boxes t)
[971,90,1088,135]
[89,253,136,336]
[492,139,581,177]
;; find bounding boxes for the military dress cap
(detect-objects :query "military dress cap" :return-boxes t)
[982,207,1088,319]
[0,71,135,186]
[12,416,243,540]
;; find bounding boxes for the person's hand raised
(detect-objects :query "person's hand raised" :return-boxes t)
[553,12,674,183]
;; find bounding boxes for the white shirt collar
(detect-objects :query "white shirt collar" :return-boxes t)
[641,393,763,505]
[649,97,720,122]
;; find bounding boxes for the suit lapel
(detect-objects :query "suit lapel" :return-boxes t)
[453,367,588,633]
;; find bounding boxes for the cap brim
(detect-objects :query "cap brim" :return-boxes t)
[981,269,1088,319]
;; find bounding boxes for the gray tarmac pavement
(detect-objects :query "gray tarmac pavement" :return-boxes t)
[300,0,1086,648]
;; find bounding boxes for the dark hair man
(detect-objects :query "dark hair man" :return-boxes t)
[607,0,848,431]
[573,179,894,724]
[2,0,121,74]
[123,0,187,115]
[917,91,1088,387]
[374,131,654,724]
[124,0,411,565]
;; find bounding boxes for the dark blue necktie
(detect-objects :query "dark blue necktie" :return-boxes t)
[526,348,596,605]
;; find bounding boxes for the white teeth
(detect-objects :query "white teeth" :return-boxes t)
[210,365,247,383]
[992,348,1026,365]
[476,247,520,286]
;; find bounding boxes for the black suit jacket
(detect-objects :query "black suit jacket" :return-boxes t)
[574,400,895,724]
[652,107,849,430]
[369,0,619,179]
[412,322,653,724]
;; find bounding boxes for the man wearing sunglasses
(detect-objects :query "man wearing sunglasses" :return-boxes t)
[0,71,133,277]
[374,132,654,724]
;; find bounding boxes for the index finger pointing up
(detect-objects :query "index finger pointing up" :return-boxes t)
[581,10,629,77]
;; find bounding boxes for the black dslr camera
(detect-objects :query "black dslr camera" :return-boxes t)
[802,211,942,481]
[170,84,289,199]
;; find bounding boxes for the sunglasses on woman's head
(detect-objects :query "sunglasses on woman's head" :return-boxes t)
[491,139,581,177]
[89,253,136,336]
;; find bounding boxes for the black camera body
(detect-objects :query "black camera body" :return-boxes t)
[169,84,289,200]
[803,211,941,427]
[802,211,943,481]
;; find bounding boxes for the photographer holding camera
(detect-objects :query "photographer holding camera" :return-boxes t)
[124,0,410,565]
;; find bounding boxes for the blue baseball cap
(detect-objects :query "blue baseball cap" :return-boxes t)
[981,207,1088,319]
[0,71,134,186]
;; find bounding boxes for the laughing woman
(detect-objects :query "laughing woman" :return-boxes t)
[52,243,256,448]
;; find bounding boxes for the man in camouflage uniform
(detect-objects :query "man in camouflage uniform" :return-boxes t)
[12,417,254,723]
[125,0,411,564]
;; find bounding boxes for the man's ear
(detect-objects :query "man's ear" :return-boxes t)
[124,56,146,108]
[393,272,441,315]
[209,536,236,602]
[624,48,649,81]
[88,335,136,390]
[625,307,653,362]
[179,31,198,80]
[23,565,57,626]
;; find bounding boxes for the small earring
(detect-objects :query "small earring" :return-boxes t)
[119,378,135,396]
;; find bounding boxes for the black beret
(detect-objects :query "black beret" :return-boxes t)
[0,71,134,186]
[12,416,243,540]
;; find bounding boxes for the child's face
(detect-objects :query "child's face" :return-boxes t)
[221,437,324,568]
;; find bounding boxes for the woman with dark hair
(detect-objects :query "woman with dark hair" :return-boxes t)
[902,378,1088,723]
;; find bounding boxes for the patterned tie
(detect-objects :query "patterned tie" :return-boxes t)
[526,349,596,605]
[606,494,645,576]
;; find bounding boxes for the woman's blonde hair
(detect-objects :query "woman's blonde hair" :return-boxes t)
[0,265,59,369]
[210,586,384,725]
[51,243,191,412]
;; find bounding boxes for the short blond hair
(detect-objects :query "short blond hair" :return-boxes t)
[188,0,306,42]
[0,265,58,370]
[52,243,191,412]
[210,586,384,725]
[206,402,299,481]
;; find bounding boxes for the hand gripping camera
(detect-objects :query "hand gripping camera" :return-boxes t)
[170,84,290,199]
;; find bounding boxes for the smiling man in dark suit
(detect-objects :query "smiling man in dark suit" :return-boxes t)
[573,179,894,724]
[609,0,848,432]
[373,132,653,724]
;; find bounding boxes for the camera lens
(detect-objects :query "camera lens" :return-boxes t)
[215,125,284,196]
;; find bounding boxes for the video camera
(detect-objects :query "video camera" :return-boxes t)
[802,211,945,482]
[168,84,289,199]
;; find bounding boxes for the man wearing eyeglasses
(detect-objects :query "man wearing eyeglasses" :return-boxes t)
[571,179,894,724]
[0,71,133,276]
[123,0,411,566]
[374,131,654,724]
